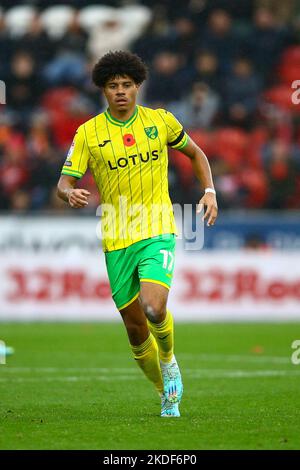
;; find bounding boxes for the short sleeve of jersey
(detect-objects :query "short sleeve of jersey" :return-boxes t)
[61,125,89,179]
[157,109,189,150]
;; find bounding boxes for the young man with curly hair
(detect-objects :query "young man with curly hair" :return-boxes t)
[57,50,218,417]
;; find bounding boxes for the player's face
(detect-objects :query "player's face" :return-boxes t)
[103,75,139,113]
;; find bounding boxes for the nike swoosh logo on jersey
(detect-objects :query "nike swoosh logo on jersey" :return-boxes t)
[98,140,111,147]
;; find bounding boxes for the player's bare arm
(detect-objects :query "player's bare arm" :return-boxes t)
[180,137,218,226]
[57,175,90,208]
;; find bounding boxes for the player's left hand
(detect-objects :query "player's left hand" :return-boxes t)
[196,193,218,226]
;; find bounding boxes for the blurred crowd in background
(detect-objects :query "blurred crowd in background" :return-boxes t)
[1,0,300,213]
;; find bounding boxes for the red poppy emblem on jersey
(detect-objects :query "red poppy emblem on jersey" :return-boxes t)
[123,134,136,146]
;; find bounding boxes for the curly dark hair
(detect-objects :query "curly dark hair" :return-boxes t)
[92,50,148,88]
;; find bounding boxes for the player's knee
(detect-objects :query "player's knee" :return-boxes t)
[141,300,166,324]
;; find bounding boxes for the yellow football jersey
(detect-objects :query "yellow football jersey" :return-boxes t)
[61,105,188,252]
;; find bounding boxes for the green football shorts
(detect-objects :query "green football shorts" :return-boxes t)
[105,233,176,310]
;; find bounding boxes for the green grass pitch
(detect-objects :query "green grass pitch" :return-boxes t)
[0,322,299,450]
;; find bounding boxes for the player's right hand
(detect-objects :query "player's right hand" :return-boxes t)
[68,189,90,208]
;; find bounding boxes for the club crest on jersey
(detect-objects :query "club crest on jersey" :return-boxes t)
[123,134,136,147]
[144,126,158,140]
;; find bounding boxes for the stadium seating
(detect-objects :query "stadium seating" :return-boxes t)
[264,84,300,113]
[41,87,92,149]
[0,1,299,212]
[279,45,300,66]
[277,45,300,84]
[247,128,269,169]
[187,129,213,157]
[239,167,268,207]
[169,148,194,188]
[278,63,300,85]
[211,128,249,169]
[41,87,79,114]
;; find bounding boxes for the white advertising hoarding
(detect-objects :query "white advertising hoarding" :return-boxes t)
[0,217,298,321]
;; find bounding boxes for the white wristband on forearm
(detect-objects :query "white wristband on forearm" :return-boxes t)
[205,188,216,195]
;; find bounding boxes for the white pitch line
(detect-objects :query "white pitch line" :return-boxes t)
[0,354,291,373]
[0,375,139,383]
[180,354,290,364]
[191,369,300,378]
[0,352,293,374]
[0,367,138,373]
[1,369,300,383]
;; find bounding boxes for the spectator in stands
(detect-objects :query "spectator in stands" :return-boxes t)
[146,51,188,106]
[191,50,221,91]
[210,159,241,209]
[291,1,300,43]
[168,161,185,205]
[81,58,105,110]
[6,50,42,122]
[224,57,262,129]
[132,6,171,64]
[256,0,294,24]
[10,189,31,213]
[42,10,89,86]
[169,81,220,129]
[165,15,198,64]
[198,9,242,73]
[19,13,54,66]
[43,50,87,87]
[0,133,28,208]
[57,10,88,56]
[27,112,61,209]
[243,7,289,81]
[263,140,300,208]
[0,0,299,212]
[206,0,254,19]
[0,14,13,77]
[48,92,94,150]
